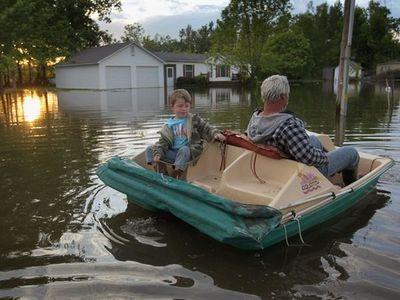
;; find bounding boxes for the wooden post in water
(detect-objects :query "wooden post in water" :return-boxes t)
[335,0,355,146]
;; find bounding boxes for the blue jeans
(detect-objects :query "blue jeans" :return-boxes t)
[309,135,359,177]
[145,145,191,171]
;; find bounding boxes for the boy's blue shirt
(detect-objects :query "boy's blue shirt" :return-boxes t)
[166,117,188,149]
[153,113,219,160]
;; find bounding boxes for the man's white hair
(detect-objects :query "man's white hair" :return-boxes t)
[261,75,290,103]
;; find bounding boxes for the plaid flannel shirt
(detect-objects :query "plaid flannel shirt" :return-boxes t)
[265,117,328,167]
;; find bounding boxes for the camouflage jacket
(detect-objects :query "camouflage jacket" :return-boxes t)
[152,113,219,160]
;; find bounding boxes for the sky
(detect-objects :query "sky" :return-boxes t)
[98,0,400,40]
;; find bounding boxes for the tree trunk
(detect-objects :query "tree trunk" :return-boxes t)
[6,67,10,86]
[36,63,48,85]
[41,63,47,85]
[17,62,23,86]
[28,61,33,85]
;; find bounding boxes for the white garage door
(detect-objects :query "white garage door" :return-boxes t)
[136,66,159,88]
[106,66,131,89]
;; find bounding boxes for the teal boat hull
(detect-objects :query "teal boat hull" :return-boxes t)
[97,156,393,250]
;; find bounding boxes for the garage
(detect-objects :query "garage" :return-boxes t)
[106,66,131,89]
[136,66,159,88]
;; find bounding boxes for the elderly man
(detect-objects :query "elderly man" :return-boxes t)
[246,75,359,185]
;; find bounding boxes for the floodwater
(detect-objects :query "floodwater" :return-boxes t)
[0,82,399,299]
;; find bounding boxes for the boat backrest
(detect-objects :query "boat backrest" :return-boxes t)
[215,147,337,211]
[223,132,283,159]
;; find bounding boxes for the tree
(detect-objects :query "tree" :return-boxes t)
[261,30,313,78]
[193,22,215,53]
[0,0,121,86]
[211,0,292,79]
[179,25,196,52]
[121,23,145,44]
[352,1,400,71]
[293,1,343,76]
[294,0,400,76]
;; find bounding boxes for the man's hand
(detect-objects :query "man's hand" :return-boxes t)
[214,133,226,142]
[153,154,161,162]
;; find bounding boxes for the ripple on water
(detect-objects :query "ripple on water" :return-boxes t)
[0,262,260,299]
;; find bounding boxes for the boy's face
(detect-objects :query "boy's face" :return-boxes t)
[171,98,190,118]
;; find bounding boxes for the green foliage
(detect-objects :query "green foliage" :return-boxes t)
[293,0,400,76]
[292,1,343,77]
[121,23,145,44]
[211,0,292,78]
[176,74,208,86]
[137,22,215,54]
[352,2,400,71]
[261,30,313,78]
[0,0,121,86]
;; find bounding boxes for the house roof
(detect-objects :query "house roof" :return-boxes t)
[335,60,362,70]
[152,51,207,63]
[57,42,131,66]
[57,42,207,67]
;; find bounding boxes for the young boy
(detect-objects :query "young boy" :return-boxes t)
[145,89,225,179]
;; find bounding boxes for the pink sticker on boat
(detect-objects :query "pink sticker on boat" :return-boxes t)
[298,172,321,194]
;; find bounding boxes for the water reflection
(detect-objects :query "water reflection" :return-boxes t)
[332,80,361,96]
[0,91,58,125]
[56,87,251,116]
[22,96,41,122]
[57,88,167,117]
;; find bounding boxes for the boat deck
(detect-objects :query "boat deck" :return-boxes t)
[134,133,392,215]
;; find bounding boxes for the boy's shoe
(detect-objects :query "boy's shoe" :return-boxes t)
[171,169,184,179]
[154,162,169,176]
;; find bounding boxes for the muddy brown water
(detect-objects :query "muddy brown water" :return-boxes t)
[1,82,399,299]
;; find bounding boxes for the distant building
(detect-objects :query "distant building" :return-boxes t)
[55,42,243,89]
[324,61,363,84]
[206,54,242,83]
[376,61,400,75]
[334,61,362,84]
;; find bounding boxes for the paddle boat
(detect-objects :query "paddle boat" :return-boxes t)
[97,132,393,250]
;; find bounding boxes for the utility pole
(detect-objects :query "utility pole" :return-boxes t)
[335,0,355,146]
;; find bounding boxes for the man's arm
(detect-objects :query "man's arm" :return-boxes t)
[282,121,328,166]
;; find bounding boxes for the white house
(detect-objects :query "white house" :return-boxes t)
[334,60,362,84]
[56,42,165,89]
[152,51,209,86]
[55,42,242,90]
[206,55,241,82]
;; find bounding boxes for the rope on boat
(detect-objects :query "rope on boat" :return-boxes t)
[283,223,290,246]
[160,173,168,184]
[282,214,310,247]
[250,153,266,184]
[294,217,307,245]
[219,141,227,171]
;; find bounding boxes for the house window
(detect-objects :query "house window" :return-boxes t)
[167,67,173,78]
[130,46,135,56]
[216,65,230,78]
[183,64,194,78]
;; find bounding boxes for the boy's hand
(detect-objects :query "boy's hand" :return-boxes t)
[154,154,161,162]
[214,133,226,142]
